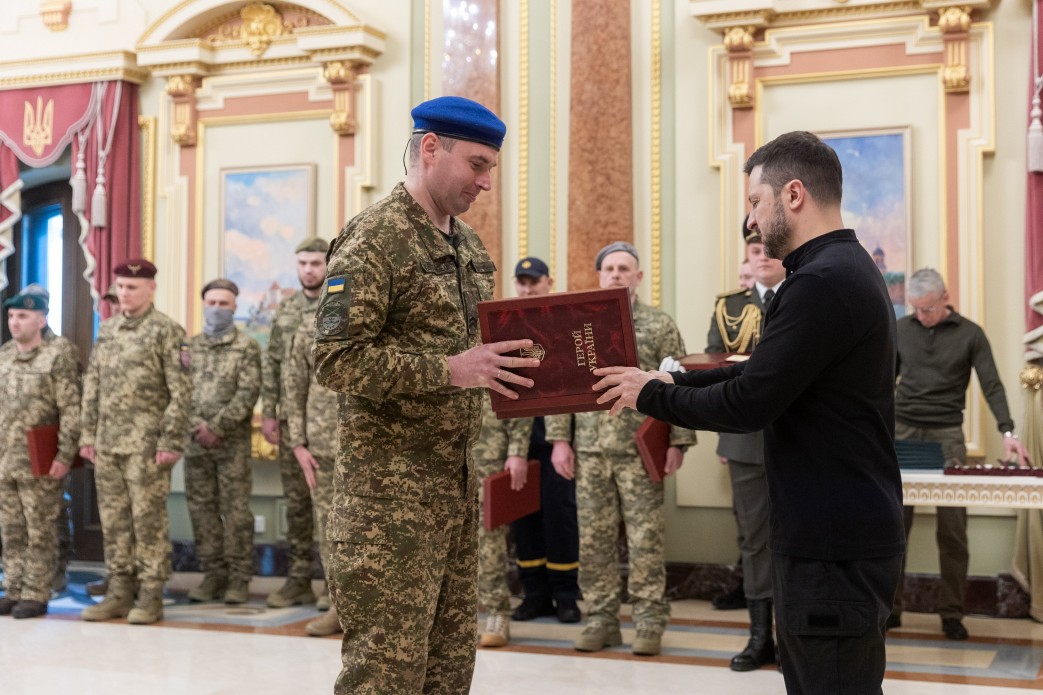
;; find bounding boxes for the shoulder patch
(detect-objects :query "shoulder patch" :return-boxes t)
[316,274,352,338]
[179,341,192,370]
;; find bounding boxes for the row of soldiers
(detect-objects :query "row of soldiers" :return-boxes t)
[0,238,343,636]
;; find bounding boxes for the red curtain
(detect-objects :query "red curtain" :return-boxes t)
[1027,2,1043,355]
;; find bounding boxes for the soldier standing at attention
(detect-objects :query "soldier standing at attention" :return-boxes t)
[79,259,191,625]
[313,96,539,694]
[705,216,784,672]
[260,237,328,609]
[546,242,696,657]
[0,290,80,619]
[284,310,343,637]
[473,395,533,648]
[184,279,261,605]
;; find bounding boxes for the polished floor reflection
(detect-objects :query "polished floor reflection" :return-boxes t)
[3,566,1043,694]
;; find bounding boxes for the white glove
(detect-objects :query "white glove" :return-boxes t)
[658,356,685,373]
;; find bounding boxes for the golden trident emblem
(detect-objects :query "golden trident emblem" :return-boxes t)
[23,97,54,157]
[521,344,546,361]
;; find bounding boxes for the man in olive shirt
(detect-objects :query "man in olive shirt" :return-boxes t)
[889,268,1028,640]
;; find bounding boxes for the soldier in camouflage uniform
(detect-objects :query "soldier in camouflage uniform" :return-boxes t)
[546,242,696,657]
[284,313,342,637]
[260,237,328,609]
[314,96,539,694]
[473,396,533,648]
[79,259,191,625]
[0,291,80,619]
[184,279,261,605]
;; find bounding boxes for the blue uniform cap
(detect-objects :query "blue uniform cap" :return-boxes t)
[4,293,48,313]
[514,257,550,279]
[411,96,506,151]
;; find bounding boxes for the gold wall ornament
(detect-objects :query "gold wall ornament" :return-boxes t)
[323,60,359,136]
[240,3,285,57]
[723,26,756,109]
[40,0,72,31]
[23,97,54,157]
[936,6,972,93]
[937,5,972,33]
[166,75,200,146]
[723,26,755,52]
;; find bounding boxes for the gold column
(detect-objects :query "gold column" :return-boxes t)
[323,60,360,136]
[166,75,201,147]
[937,5,972,93]
[724,26,756,109]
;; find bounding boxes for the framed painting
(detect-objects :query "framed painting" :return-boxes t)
[819,128,912,317]
[219,164,316,351]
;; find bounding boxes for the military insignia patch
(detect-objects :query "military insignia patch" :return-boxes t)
[179,342,191,370]
[317,301,347,337]
[327,277,346,294]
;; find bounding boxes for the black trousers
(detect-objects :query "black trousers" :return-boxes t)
[773,551,902,695]
[510,454,580,602]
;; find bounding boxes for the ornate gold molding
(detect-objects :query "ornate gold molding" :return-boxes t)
[937,5,971,92]
[651,0,662,308]
[322,60,360,135]
[724,26,756,109]
[240,3,285,57]
[40,0,72,31]
[549,0,558,280]
[137,115,157,262]
[902,472,1043,508]
[166,74,200,146]
[518,0,529,258]
[1022,364,1043,391]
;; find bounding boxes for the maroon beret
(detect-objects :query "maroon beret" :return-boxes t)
[113,259,158,279]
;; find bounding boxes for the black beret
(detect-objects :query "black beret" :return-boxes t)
[114,258,158,279]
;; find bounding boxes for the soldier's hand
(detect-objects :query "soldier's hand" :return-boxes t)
[48,460,70,480]
[664,447,685,477]
[262,417,281,445]
[79,445,95,463]
[293,445,319,490]
[592,366,660,416]
[447,339,540,400]
[504,455,528,491]
[1004,435,1031,467]
[194,423,222,449]
[156,450,180,467]
[551,440,575,480]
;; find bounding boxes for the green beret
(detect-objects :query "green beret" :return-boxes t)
[4,293,48,312]
[201,278,240,299]
[295,237,329,254]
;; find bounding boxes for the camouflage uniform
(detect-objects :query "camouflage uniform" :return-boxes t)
[472,396,533,617]
[261,291,317,580]
[80,305,191,591]
[314,183,495,694]
[284,315,340,582]
[184,327,262,586]
[0,339,80,603]
[42,327,79,578]
[546,300,695,633]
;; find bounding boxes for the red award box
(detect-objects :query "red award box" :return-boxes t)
[478,287,639,418]
[482,459,541,531]
[27,423,82,478]
[678,352,748,370]
[635,416,671,483]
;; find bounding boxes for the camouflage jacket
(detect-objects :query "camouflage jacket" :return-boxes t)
[0,339,81,475]
[472,395,533,463]
[261,291,319,421]
[313,183,496,507]
[545,299,696,454]
[185,328,262,457]
[284,310,340,461]
[80,305,191,455]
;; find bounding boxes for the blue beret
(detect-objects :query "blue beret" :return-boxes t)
[514,257,550,278]
[411,96,506,151]
[4,293,48,312]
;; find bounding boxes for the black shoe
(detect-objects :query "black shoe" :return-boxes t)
[0,597,16,616]
[512,596,556,621]
[712,584,747,610]
[12,600,47,619]
[730,599,776,672]
[942,617,968,640]
[555,599,581,624]
[885,613,901,631]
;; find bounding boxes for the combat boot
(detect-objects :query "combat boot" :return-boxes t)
[81,576,135,622]
[85,575,109,597]
[305,605,343,637]
[13,600,48,619]
[188,572,228,602]
[632,624,664,656]
[266,577,315,608]
[479,613,510,648]
[573,621,623,652]
[730,599,776,671]
[127,585,164,625]
[223,577,250,605]
[316,581,330,611]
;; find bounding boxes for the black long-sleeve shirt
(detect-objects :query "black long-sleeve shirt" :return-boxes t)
[895,311,1014,433]
[637,230,905,561]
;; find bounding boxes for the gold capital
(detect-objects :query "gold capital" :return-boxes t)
[240,3,284,57]
[165,74,199,97]
[937,6,972,34]
[40,0,72,32]
[723,26,755,52]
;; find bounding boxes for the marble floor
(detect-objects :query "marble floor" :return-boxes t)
[3,566,1043,694]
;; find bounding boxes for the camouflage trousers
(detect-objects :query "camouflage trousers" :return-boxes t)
[310,454,334,575]
[185,437,254,582]
[279,421,314,579]
[0,469,61,603]
[475,457,511,616]
[328,487,479,694]
[94,451,173,588]
[575,450,669,630]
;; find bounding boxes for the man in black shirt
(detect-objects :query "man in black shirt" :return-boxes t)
[594,131,905,695]
[889,267,1028,640]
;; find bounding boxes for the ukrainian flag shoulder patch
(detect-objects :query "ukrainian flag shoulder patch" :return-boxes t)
[327,277,346,294]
